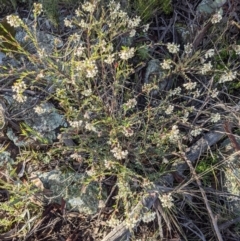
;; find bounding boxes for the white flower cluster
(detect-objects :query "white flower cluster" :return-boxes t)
[99,40,114,53]
[169,125,180,142]
[37,48,46,59]
[159,193,174,209]
[183,82,197,90]
[190,127,202,137]
[34,105,46,115]
[85,122,97,132]
[129,29,136,37]
[6,15,23,28]
[167,43,180,54]
[108,1,128,23]
[74,44,85,57]
[33,3,43,16]
[12,82,26,93]
[64,19,73,28]
[142,83,159,94]
[69,120,83,128]
[108,0,143,39]
[161,59,172,70]
[111,144,128,160]
[82,1,97,13]
[70,153,83,162]
[165,105,174,115]
[193,89,200,98]
[119,47,135,60]
[75,8,82,17]
[142,212,156,223]
[81,89,92,97]
[184,43,192,54]
[162,157,169,164]
[211,113,221,123]
[169,87,182,96]
[108,0,120,12]
[79,19,89,29]
[86,167,96,176]
[86,61,98,78]
[36,71,44,79]
[219,71,237,83]
[143,24,150,32]
[83,111,90,119]
[104,159,116,170]
[122,127,134,137]
[201,62,212,74]
[124,98,137,109]
[77,60,98,78]
[106,217,121,228]
[71,33,81,43]
[125,217,139,230]
[205,49,215,58]
[128,16,141,29]
[13,94,27,103]
[211,10,222,24]
[12,81,27,103]
[104,54,115,65]
[182,111,189,123]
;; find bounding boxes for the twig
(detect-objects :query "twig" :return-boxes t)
[155,15,161,41]
[223,121,240,151]
[192,22,212,49]
[177,142,223,241]
[219,216,240,230]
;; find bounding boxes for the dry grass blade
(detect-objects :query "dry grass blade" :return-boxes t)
[181,219,206,241]
[219,216,240,230]
[177,142,223,241]
[223,121,240,151]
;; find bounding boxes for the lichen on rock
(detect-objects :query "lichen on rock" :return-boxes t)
[38,170,106,215]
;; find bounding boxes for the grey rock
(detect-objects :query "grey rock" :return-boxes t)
[4,95,65,145]
[0,151,15,166]
[15,18,63,54]
[144,59,169,100]
[25,102,65,143]
[0,51,6,65]
[144,59,162,85]
[38,170,106,215]
[196,0,227,14]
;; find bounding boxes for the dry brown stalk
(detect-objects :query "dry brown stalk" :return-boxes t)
[223,121,240,151]
[177,141,223,241]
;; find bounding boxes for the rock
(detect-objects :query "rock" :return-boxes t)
[4,95,66,146]
[143,59,171,106]
[15,18,63,54]
[0,51,6,65]
[196,0,227,14]
[24,102,65,143]
[38,170,106,215]
[0,151,14,166]
[144,59,163,85]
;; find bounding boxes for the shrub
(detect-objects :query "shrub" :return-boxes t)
[1,0,240,239]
